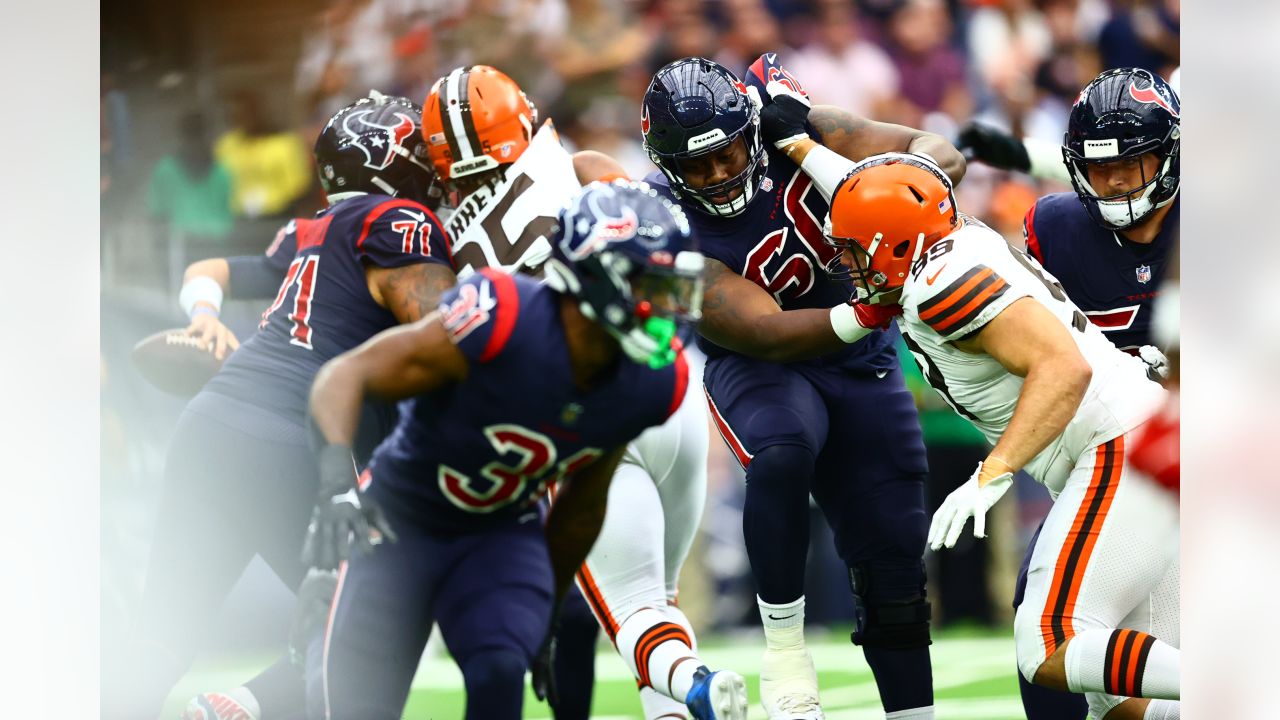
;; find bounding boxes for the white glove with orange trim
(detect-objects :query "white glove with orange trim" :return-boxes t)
[928,457,1015,550]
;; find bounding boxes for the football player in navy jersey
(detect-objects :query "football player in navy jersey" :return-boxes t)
[641,55,964,719]
[300,181,726,720]
[1007,67,1181,720]
[103,92,457,720]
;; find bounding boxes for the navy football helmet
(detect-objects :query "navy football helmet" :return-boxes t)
[315,91,442,208]
[1063,67,1180,230]
[641,58,766,217]
[543,180,705,369]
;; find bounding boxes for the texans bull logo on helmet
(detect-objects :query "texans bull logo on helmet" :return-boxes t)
[341,109,417,171]
[1128,81,1180,118]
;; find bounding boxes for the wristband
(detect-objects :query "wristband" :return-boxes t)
[829,304,871,344]
[799,143,857,203]
[190,305,219,319]
[1024,137,1072,185]
[179,276,224,319]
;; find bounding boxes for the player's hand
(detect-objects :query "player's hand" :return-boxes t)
[184,311,240,361]
[955,121,1031,173]
[759,80,811,151]
[928,460,1015,550]
[288,567,339,670]
[302,444,399,570]
[530,622,561,710]
[854,301,902,330]
[1138,345,1170,382]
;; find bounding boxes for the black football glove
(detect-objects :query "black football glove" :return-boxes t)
[530,600,564,711]
[301,443,399,570]
[759,87,812,150]
[288,567,339,670]
[955,121,1031,173]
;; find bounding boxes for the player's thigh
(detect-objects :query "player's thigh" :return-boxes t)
[809,366,930,562]
[315,512,439,719]
[435,519,555,666]
[640,390,709,597]
[703,354,829,464]
[580,461,669,628]
[1015,437,1178,676]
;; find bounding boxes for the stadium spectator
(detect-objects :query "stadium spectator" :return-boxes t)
[294,0,396,125]
[147,112,235,244]
[214,91,313,219]
[785,0,900,119]
[882,0,972,134]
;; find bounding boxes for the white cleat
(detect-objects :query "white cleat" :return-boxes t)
[687,666,751,720]
[759,647,825,719]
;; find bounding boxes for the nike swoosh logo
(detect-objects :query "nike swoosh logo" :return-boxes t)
[926,265,947,285]
[767,613,796,621]
[398,208,426,222]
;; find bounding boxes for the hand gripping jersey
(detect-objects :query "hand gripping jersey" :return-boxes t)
[898,217,1166,495]
[647,146,898,373]
[445,120,581,278]
[204,193,453,440]
[1024,193,1178,351]
[367,270,689,533]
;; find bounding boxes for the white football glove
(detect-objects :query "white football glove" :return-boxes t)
[1138,344,1170,382]
[927,461,1014,550]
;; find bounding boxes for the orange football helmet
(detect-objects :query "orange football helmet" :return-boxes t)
[824,154,959,300]
[422,65,538,183]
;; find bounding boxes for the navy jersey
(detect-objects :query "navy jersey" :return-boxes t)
[204,194,454,444]
[1024,192,1178,351]
[368,270,688,533]
[646,146,898,373]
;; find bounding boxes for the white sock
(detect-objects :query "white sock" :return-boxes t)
[886,706,935,719]
[1065,629,1179,699]
[1144,699,1180,720]
[614,607,700,701]
[640,684,688,720]
[758,595,806,651]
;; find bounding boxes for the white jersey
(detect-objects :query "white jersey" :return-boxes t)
[446,120,580,278]
[898,216,1166,495]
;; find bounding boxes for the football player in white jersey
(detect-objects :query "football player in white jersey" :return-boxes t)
[770,138,1178,720]
[420,65,748,720]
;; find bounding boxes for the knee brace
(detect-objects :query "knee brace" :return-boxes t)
[848,561,932,650]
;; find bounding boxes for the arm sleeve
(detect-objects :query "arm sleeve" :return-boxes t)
[356,199,455,271]
[437,269,522,363]
[226,220,298,298]
[911,261,1026,341]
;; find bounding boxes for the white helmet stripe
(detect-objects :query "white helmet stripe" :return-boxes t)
[443,68,475,161]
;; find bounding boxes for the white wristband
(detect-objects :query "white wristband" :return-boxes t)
[829,304,871,344]
[1024,137,1072,185]
[799,143,858,204]
[179,276,224,318]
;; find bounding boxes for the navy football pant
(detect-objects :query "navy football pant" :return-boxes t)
[104,392,314,720]
[1014,523,1090,720]
[704,356,933,712]
[308,490,554,720]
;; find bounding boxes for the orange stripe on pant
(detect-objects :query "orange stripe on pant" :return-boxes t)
[632,622,693,689]
[575,564,620,642]
[1040,437,1125,658]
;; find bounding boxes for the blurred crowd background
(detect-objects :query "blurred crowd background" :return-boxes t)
[100,0,1179,658]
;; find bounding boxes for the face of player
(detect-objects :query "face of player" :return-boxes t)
[1085,151,1161,199]
[678,137,750,203]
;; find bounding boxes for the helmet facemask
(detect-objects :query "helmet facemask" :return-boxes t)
[652,128,768,218]
[1064,139,1180,230]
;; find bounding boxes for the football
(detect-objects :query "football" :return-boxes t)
[131,328,225,397]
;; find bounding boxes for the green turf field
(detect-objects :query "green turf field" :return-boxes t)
[164,626,1025,719]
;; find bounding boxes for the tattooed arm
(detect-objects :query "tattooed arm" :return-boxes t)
[697,257,848,363]
[366,262,459,324]
[807,105,966,184]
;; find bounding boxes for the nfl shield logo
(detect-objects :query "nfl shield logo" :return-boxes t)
[761,176,774,193]
[1136,264,1152,284]
[561,402,584,426]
